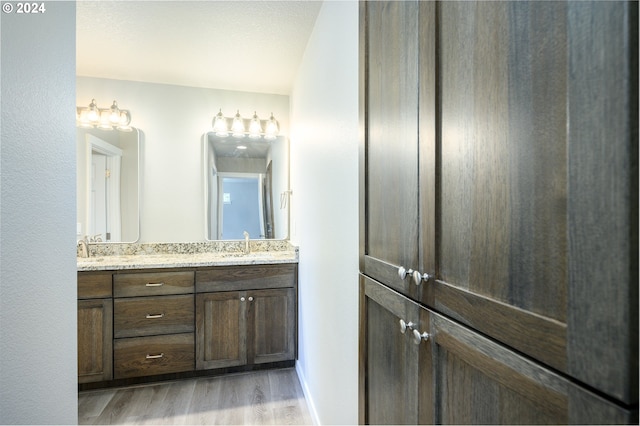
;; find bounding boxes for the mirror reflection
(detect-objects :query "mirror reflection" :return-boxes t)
[76,127,140,243]
[204,133,289,240]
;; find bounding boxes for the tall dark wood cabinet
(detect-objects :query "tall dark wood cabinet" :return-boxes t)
[359,1,638,424]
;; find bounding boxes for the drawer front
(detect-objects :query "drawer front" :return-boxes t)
[196,264,296,293]
[114,271,194,297]
[114,333,194,379]
[114,294,194,338]
[78,272,112,299]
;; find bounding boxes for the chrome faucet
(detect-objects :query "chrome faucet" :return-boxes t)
[77,235,90,258]
[243,231,250,255]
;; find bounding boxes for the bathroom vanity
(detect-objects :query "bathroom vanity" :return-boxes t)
[77,242,298,389]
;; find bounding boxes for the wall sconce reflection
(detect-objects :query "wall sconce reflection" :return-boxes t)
[212,109,279,140]
[76,99,132,132]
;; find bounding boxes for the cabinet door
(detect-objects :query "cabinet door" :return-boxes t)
[196,291,246,369]
[436,0,637,404]
[78,298,113,383]
[360,276,433,424]
[431,313,634,425]
[248,288,295,364]
[360,0,437,303]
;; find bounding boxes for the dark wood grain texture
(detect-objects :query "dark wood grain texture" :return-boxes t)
[78,272,112,299]
[113,294,194,338]
[364,0,420,270]
[113,332,194,379]
[78,298,113,383]
[196,291,247,370]
[249,288,296,365]
[363,276,434,425]
[114,271,194,297]
[196,264,296,293]
[439,0,568,321]
[432,312,634,424]
[566,0,638,405]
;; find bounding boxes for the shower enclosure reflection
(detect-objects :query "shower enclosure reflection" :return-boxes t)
[204,132,289,240]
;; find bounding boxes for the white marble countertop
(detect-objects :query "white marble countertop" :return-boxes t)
[77,250,298,271]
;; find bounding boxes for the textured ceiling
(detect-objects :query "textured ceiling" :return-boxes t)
[76,1,323,95]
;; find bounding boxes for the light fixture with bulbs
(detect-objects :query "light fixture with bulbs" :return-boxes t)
[76,99,132,131]
[212,109,279,140]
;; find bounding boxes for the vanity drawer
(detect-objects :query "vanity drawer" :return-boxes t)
[78,272,112,299]
[113,333,194,379]
[114,295,194,338]
[114,271,194,297]
[196,264,296,293]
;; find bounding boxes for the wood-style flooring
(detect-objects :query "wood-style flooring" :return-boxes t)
[78,368,313,425]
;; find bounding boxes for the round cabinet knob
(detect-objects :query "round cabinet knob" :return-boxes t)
[398,267,414,280]
[399,319,414,334]
[240,297,246,302]
[248,296,254,302]
[398,266,407,280]
[412,270,432,286]
[412,329,431,345]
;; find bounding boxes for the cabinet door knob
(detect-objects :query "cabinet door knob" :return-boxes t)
[240,296,246,302]
[399,319,414,334]
[398,267,414,280]
[412,329,431,345]
[412,270,432,286]
[248,296,254,302]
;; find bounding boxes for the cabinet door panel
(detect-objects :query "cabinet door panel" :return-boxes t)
[249,288,295,364]
[78,298,113,383]
[439,0,568,326]
[196,292,246,369]
[437,0,568,372]
[436,1,638,405]
[361,276,432,424]
[363,0,420,277]
[432,313,634,425]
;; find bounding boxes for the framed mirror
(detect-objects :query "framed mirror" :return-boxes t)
[76,127,140,242]
[204,132,289,240]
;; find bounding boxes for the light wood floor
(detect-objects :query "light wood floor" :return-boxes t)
[78,368,313,425]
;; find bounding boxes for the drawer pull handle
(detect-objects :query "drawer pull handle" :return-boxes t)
[146,313,164,319]
[145,282,164,287]
[146,353,164,359]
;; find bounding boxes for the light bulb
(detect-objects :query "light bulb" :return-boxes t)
[248,112,262,139]
[231,110,245,138]
[264,113,279,140]
[87,99,100,123]
[213,109,228,137]
[108,100,120,124]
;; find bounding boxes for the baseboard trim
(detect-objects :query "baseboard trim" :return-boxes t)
[295,362,321,425]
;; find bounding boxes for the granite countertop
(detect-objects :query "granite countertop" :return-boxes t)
[77,241,299,271]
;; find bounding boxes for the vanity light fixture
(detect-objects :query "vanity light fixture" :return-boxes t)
[76,99,132,131]
[211,109,279,140]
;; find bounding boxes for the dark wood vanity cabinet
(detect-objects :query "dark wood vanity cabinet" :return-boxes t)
[77,263,297,386]
[77,272,113,384]
[195,264,297,370]
[112,270,195,379]
[360,0,637,423]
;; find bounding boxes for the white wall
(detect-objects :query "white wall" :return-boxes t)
[0,3,78,424]
[77,77,290,242]
[290,1,360,424]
